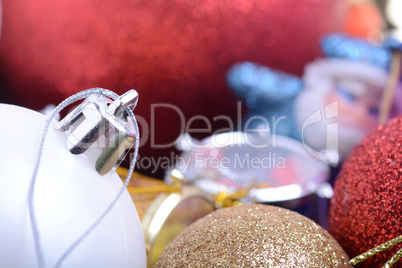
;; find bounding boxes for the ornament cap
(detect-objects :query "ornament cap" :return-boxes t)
[55,89,139,175]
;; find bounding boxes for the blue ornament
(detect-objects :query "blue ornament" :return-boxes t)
[383,36,402,52]
[227,62,303,139]
[321,34,392,70]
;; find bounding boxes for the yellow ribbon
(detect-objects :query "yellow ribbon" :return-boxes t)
[213,188,250,208]
[117,167,250,208]
[116,167,181,194]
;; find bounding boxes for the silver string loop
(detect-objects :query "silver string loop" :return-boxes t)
[28,88,139,268]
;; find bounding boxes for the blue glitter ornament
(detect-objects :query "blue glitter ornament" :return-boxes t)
[321,34,392,70]
[227,62,303,139]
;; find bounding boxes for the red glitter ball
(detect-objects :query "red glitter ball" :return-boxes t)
[330,116,402,268]
[0,0,346,176]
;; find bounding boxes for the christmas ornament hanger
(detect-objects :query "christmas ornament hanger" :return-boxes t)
[56,89,139,175]
[28,88,140,268]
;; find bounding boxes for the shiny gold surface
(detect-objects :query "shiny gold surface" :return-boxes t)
[156,204,352,267]
[141,186,214,267]
[117,168,215,267]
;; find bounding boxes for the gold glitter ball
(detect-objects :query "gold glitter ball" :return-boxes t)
[156,204,352,267]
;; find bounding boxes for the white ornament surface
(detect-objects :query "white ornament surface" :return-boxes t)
[0,104,146,268]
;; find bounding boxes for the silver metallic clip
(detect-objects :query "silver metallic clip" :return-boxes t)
[56,90,139,175]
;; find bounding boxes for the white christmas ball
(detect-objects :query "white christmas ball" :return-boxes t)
[0,104,146,268]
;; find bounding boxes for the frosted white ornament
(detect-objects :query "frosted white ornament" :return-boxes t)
[0,104,146,268]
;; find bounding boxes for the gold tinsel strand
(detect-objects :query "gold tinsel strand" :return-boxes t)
[350,235,402,267]
[382,247,402,268]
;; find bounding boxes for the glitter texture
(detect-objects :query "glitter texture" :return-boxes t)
[321,34,391,70]
[227,62,303,139]
[156,204,351,267]
[0,0,346,176]
[351,235,402,266]
[330,116,402,268]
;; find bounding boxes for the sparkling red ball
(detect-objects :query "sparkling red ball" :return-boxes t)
[329,116,402,268]
[0,0,346,176]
